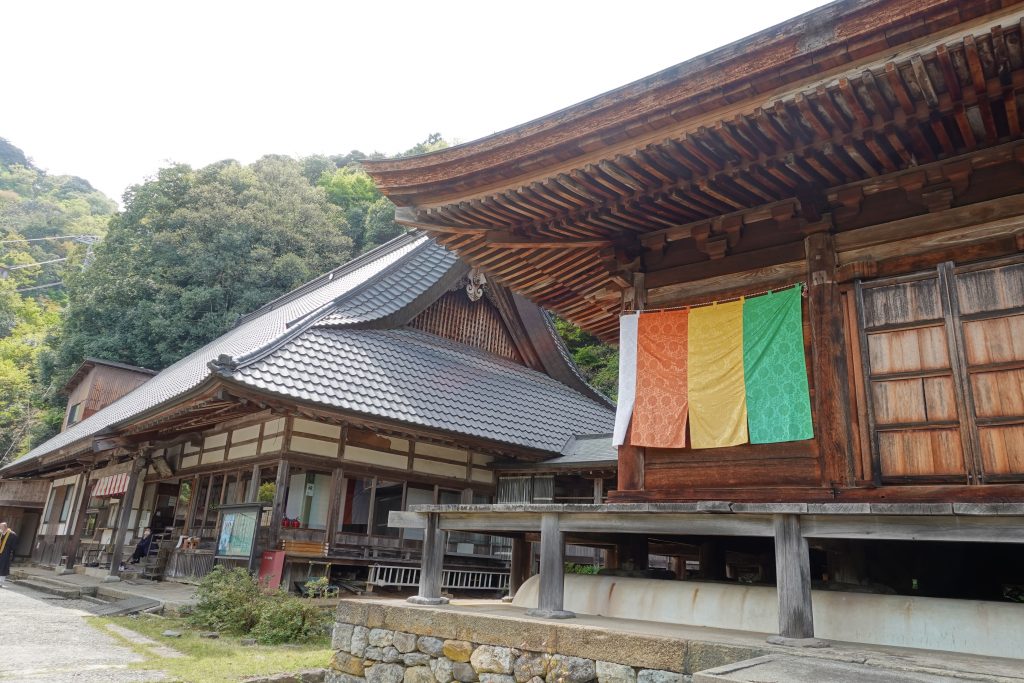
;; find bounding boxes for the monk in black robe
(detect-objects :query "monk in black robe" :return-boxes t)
[0,522,17,588]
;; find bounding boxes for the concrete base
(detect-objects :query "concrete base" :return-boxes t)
[766,635,830,648]
[407,595,449,605]
[694,654,981,682]
[525,608,576,619]
[54,566,76,576]
[100,575,121,583]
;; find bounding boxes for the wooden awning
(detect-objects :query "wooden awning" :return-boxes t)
[365,1,1024,340]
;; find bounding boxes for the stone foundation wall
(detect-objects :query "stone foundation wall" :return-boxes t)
[329,625,692,683]
[329,600,767,683]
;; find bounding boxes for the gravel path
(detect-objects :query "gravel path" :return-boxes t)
[0,583,166,682]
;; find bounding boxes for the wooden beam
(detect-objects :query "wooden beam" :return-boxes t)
[106,453,147,580]
[394,207,485,234]
[525,513,574,619]
[484,231,612,249]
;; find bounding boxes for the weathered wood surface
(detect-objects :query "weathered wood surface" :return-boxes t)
[525,513,573,618]
[774,514,814,639]
[107,454,146,577]
[408,513,447,605]
[268,459,290,549]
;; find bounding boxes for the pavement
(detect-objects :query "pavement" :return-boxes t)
[9,563,198,613]
[0,581,168,682]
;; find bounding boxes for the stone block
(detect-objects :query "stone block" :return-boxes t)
[546,655,595,683]
[333,624,355,652]
[325,673,365,683]
[514,653,548,683]
[479,676,515,683]
[352,627,370,658]
[162,630,182,638]
[431,656,455,683]
[366,647,384,661]
[366,663,405,683]
[199,631,220,639]
[299,671,327,683]
[332,652,366,677]
[404,653,431,667]
[596,661,635,683]
[383,647,402,664]
[394,632,418,654]
[418,636,445,657]
[682,642,764,675]
[369,629,396,648]
[444,640,475,663]
[637,671,683,683]
[471,646,515,674]
[405,666,435,683]
[453,662,478,682]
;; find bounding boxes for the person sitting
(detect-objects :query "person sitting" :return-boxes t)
[130,527,154,564]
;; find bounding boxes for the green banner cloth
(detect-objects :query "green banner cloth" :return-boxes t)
[741,286,814,444]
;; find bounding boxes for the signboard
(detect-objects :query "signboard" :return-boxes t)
[215,503,266,570]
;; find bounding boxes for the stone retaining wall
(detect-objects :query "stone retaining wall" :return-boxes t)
[329,600,768,683]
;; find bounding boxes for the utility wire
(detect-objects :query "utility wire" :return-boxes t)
[0,234,101,244]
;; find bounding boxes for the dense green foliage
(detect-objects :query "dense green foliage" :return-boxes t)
[0,138,116,463]
[188,566,330,645]
[554,317,618,400]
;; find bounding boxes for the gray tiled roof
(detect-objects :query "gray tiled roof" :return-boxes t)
[9,232,613,471]
[232,328,613,453]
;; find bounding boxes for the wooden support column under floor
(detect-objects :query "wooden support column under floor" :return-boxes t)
[268,459,290,550]
[507,536,530,599]
[769,513,826,647]
[408,512,448,605]
[105,453,147,582]
[525,513,574,619]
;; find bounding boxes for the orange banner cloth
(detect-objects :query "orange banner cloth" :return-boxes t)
[630,309,688,448]
[688,300,748,448]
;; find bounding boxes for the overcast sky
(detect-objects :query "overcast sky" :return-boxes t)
[5,0,828,203]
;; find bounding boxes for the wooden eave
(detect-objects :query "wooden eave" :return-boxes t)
[366,8,1024,340]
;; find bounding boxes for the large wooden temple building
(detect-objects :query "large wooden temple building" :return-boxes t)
[363,0,1024,654]
[0,233,614,588]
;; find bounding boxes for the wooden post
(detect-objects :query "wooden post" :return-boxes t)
[698,541,726,580]
[325,467,344,545]
[771,514,820,644]
[105,454,147,582]
[508,536,528,598]
[407,513,448,605]
[525,513,574,619]
[246,463,261,502]
[60,472,95,574]
[268,459,290,549]
[805,230,854,487]
[618,535,649,571]
[617,444,644,491]
[592,478,604,504]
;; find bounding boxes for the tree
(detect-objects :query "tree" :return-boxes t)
[57,156,354,371]
[553,317,618,400]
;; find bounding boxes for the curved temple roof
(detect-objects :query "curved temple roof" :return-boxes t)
[6,233,613,475]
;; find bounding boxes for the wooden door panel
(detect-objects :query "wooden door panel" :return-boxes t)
[878,429,966,476]
[971,369,1024,418]
[978,425,1024,475]
[871,379,927,424]
[922,376,959,421]
[867,326,949,375]
[861,278,942,328]
[956,263,1024,315]
[962,315,1024,365]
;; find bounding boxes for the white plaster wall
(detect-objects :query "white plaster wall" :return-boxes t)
[513,574,1024,660]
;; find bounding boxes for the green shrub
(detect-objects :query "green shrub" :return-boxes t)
[257,482,276,503]
[565,563,599,575]
[187,566,263,634]
[252,592,331,645]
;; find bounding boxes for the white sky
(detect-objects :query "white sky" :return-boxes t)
[5,0,829,203]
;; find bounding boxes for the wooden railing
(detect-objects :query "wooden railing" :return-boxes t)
[366,563,510,592]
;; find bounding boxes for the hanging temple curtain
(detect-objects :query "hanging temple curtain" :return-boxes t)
[615,285,813,449]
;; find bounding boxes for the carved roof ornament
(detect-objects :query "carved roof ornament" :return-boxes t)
[466,269,487,302]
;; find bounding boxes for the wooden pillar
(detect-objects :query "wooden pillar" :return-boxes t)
[246,463,261,502]
[617,444,644,491]
[698,540,726,580]
[407,513,448,605]
[325,467,344,544]
[105,454,147,581]
[592,478,604,504]
[772,514,816,641]
[805,230,854,487]
[60,472,95,574]
[525,513,574,619]
[268,459,290,549]
[508,536,528,598]
[617,535,648,570]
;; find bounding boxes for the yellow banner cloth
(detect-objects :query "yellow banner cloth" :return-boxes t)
[688,300,748,448]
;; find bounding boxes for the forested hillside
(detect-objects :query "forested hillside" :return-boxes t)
[1,135,615,464]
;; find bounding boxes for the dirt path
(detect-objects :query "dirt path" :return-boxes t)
[0,583,166,682]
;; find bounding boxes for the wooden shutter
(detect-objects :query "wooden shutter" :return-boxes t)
[954,259,1024,481]
[856,274,968,481]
